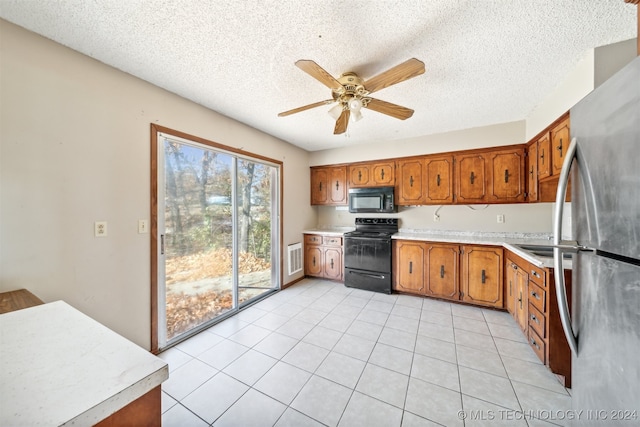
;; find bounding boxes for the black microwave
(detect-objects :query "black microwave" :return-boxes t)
[348,186,397,213]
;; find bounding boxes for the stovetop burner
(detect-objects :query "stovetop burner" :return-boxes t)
[346,217,398,237]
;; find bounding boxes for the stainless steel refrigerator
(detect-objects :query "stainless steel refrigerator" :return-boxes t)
[553,56,640,425]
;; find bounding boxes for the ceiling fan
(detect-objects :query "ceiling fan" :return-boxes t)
[278,58,425,135]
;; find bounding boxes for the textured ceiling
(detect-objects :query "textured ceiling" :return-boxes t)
[0,1,637,151]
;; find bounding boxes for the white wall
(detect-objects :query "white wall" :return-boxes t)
[0,20,315,349]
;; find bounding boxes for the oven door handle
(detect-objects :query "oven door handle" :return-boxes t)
[348,270,386,280]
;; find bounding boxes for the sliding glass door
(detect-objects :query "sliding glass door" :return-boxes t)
[154,128,280,349]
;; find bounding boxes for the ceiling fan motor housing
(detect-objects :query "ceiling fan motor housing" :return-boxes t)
[333,72,370,108]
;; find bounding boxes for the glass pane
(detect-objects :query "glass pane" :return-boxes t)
[163,140,234,341]
[236,159,276,305]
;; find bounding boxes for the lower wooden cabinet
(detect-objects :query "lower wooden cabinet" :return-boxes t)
[304,234,343,281]
[504,249,572,387]
[394,241,501,308]
[460,245,504,308]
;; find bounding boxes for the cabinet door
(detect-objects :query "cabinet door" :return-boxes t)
[328,166,347,204]
[461,246,503,308]
[527,141,539,202]
[505,260,517,316]
[455,154,487,203]
[349,164,370,187]
[425,156,454,204]
[537,133,551,179]
[371,162,395,186]
[551,117,570,176]
[324,247,343,281]
[514,265,529,332]
[396,159,425,205]
[305,246,323,277]
[488,148,525,202]
[310,168,328,205]
[425,244,459,300]
[393,241,425,294]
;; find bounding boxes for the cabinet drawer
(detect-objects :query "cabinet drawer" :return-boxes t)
[304,235,323,245]
[528,281,546,314]
[528,328,546,364]
[323,236,343,247]
[528,303,546,339]
[529,265,546,287]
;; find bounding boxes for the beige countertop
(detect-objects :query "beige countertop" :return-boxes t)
[0,301,168,426]
[302,227,572,269]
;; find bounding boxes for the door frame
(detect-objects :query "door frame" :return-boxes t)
[150,124,283,353]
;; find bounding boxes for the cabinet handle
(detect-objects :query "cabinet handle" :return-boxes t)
[381,169,385,180]
[436,174,441,186]
[330,258,334,269]
[530,337,540,350]
[540,149,545,164]
[335,181,339,191]
[531,290,541,300]
[518,291,523,309]
[531,314,540,325]
[481,269,486,284]
[557,138,563,157]
[511,263,518,270]
[509,280,512,296]
[409,176,414,187]
[440,265,445,278]
[319,182,322,192]
[358,170,362,181]
[531,270,541,278]
[313,256,316,266]
[409,261,413,274]
[504,169,510,183]
[530,166,534,177]
[470,171,475,184]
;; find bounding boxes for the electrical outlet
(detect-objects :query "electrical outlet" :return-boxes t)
[138,219,148,234]
[95,221,108,237]
[497,214,505,224]
[434,214,440,222]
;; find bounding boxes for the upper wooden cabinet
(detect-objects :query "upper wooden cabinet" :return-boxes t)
[487,147,526,203]
[396,158,426,205]
[425,155,454,204]
[537,133,551,179]
[455,153,487,203]
[460,245,503,309]
[310,166,347,205]
[349,161,395,187]
[551,116,570,176]
[527,141,539,202]
[527,112,571,203]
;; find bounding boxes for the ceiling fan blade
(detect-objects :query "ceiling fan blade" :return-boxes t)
[295,60,343,90]
[334,109,350,135]
[365,98,414,120]
[363,58,425,94]
[278,99,334,117]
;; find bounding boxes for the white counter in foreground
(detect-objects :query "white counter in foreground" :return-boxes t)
[0,301,168,426]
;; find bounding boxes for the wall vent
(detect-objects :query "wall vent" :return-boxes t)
[288,242,303,275]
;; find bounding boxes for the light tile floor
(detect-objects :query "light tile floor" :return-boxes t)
[159,278,571,427]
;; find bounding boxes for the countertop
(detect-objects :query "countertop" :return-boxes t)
[0,301,169,426]
[303,227,571,269]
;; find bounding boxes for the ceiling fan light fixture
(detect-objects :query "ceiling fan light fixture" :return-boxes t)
[351,107,363,122]
[328,103,344,120]
[348,97,363,112]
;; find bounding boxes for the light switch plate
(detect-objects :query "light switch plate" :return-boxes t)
[138,219,148,234]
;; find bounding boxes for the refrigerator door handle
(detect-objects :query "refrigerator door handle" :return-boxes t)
[553,137,579,355]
